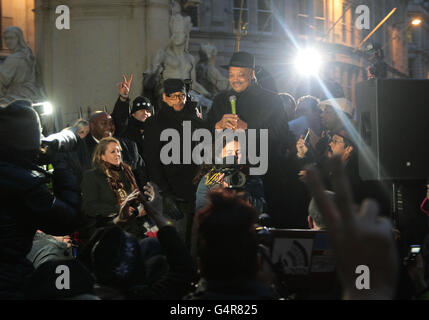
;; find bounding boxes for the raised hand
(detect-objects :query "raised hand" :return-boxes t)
[296,135,308,159]
[118,74,134,97]
[215,114,247,130]
[304,157,399,300]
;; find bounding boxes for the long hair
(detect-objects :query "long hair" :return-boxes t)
[92,137,122,169]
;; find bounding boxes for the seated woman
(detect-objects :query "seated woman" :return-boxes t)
[81,137,154,240]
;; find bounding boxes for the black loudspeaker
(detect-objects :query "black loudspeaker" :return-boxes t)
[356,79,429,180]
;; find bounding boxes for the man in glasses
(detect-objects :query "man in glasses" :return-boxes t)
[143,78,204,248]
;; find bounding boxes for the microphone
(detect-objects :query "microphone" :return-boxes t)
[229,95,237,115]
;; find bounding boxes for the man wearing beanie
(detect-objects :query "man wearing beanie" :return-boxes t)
[143,78,204,247]
[111,74,154,157]
[0,100,81,299]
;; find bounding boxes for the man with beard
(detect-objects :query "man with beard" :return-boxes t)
[300,127,389,217]
[206,52,304,229]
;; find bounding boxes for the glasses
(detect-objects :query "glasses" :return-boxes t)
[168,93,186,100]
[330,138,344,145]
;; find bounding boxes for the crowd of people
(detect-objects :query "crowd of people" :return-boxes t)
[1,51,428,301]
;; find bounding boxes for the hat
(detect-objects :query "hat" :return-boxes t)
[131,96,154,115]
[23,259,96,300]
[222,51,255,70]
[0,100,42,151]
[163,78,187,96]
[319,98,354,117]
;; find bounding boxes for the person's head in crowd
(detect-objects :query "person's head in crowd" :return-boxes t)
[194,189,259,282]
[279,92,296,121]
[92,137,122,168]
[131,96,154,122]
[89,111,115,140]
[72,118,90,139]
[226,52,256,93]
[308,191,335,230]
[328,128,355,163]
[23,259,97,300]
[296,95,322,134]
[0,99,42,160]
[319,98,354,131]
[162,78,187,111]
[222,139,242,162]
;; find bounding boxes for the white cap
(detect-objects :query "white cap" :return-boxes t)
[319,98,354,117]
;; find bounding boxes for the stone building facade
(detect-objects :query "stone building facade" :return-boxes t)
[188,0,411,105]
[408,0,429,79]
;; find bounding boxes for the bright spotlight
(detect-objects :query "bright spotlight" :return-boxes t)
[32,101,53,115]
[294,48,323,77]
[411,18,422,26]
[42,102,53,115]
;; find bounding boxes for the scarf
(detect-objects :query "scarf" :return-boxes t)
[100,161,139,206]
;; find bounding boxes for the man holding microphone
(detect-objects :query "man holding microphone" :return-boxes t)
[206,52,304,229]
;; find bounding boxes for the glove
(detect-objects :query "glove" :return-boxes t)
[162,194,184,220]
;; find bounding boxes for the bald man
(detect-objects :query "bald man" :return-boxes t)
[66,111,146,185]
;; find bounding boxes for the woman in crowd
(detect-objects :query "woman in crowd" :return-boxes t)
[81,137,151,239]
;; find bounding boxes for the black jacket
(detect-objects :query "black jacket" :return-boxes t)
[111,97,148,157]
[206,84,295,156]
[80,167,150,239]
[0,155,80,299]
[206,84,306,228]
[143,101,205,201]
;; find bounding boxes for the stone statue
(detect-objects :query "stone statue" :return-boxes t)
[0,26,46,106]
[144,0,210,100]
[196,43,228,96]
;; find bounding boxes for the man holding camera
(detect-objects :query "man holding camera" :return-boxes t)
[0,100,81,299]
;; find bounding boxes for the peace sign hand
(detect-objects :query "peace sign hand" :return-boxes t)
[118,74,134,97]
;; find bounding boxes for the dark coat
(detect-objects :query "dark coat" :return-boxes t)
[206,84,306,228]
[206,84,297,177]
[143,100,205,201]
[111,97,148,157]
[0,156,80,299]
[80,167,148,239]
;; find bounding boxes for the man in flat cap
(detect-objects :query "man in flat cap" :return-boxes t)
[206,52,306,229]
[143,78,204,247]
